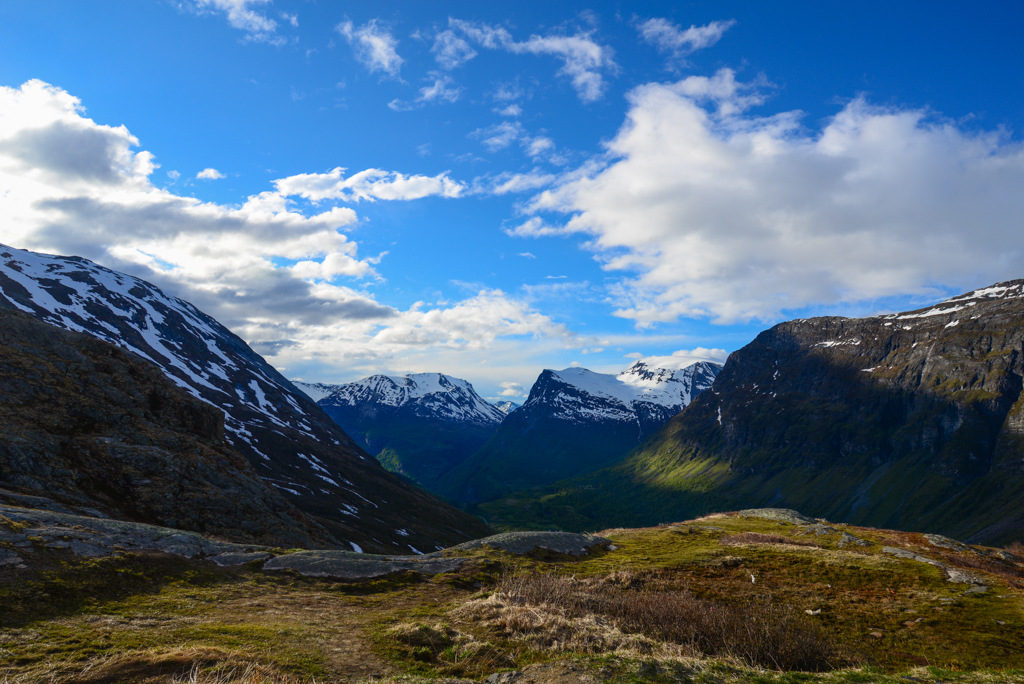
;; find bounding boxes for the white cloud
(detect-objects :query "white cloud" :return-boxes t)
[518,252,536,259]
[337,19,403,78]
[638,18,736,60]
[497,104,522,117]
[473,121,523,151]
[505,216,569,238]
[471,122,558,160]
[0,80,573,378]
[167,170,180,181]
[196,167,225,179]
[634,347,729,370]
[281,12,298,28]
[192,0,283,44]
[498,381,526,397]
[522,70,1024,325]
[450,19,616,103]
[431,30,477,69]
[388,72,462,111]
[486,170,557,195]
[273,167,465,202]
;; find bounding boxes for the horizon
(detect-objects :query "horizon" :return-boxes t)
[2,1,1023,402]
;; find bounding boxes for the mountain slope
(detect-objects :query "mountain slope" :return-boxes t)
[482,282,1024,545]
[296,374,504,489]
[0,244,490,552]
[440,361,721,503]
[0,308,334,548]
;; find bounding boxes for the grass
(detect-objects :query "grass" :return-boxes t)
[2,515,1023,683]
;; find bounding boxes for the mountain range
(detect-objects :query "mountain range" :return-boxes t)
[0,244,490,553]
[295,374,505,490]
[439,360,722,503]
[480,282,1024,545]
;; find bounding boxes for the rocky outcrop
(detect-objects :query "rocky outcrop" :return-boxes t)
[0,308,333,548]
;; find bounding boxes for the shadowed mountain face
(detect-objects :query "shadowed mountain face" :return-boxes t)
[0,308,333,548]
[296,374,504,490]
[439,361,721,503]
[481,282,1024,545]
[0,244,490,553]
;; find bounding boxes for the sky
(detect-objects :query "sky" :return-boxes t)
[1,1,1023,402]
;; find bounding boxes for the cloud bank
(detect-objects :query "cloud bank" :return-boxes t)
[521,69,1024,325]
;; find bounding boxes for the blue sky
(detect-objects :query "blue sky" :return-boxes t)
[1,1,1023,401]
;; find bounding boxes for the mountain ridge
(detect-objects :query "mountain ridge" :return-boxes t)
[479,281,1024,545]
[0,244,490,553]
[296,373,504,490]
[439,360,722,503]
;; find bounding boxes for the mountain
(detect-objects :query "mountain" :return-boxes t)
[480,282,1024,545]
[295,374,505,490]
[492,401,520,415]
[438,360,722,503]
[0,308,334,548]
[0,244,490,553]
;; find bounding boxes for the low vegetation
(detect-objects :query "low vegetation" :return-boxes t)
[2,512,1022,683]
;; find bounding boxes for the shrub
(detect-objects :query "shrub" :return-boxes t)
[474,571,848,672]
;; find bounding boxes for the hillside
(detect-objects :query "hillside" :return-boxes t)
[481,282,1024,545]
[2,506,1022,683]
[0,244,490,553]
[296,374,503,489]
[439,361,720,503]
[0,308,334,548]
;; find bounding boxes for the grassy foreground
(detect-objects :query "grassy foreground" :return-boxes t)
[1,512,1022,683]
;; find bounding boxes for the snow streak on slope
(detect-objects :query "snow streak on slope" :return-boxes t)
[537,361,721,424]
[297,373,505,426]
[0,243,307,432]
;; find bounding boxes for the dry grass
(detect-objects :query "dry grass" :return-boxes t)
[0,646,302,684]
[171,662,307,684]
[456,571,850,672]
[1005,541,1024,558]
[719,532,819,547]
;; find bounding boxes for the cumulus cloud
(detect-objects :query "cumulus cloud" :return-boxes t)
[273,167,465,202]
[337,19,404,78]
[431,29,477,69]
[449,19,616,102]
[638,18,736,61]
[520,69,1024,325]
[0,80,567,370]
[498,381,525,396]
[191,0,284,44]
[196,167,225,179]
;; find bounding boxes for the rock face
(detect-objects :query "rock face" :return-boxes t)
[0,244,490,553]
[439,361,721,503]
[0,308,331,548]
[500,282,1024,544]
[296,374,505,490]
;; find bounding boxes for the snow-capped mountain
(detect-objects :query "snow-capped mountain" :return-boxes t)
[492,401,521,415]
[438,360,721,503]
[295,373,504,490]
[0,244,489,552]
[298,373,505,426]
[540,361,721,425]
